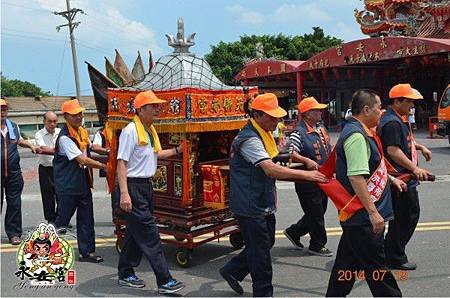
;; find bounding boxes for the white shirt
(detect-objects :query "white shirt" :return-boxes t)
[117,122,157,178]
[92,131,103,146]
[57,136,85,160]
[35,127,61,167]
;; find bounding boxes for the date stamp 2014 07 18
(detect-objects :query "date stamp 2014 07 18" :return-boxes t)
[337,270,409,282]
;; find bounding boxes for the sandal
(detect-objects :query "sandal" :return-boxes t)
[9,236,22,245]
[79,253,103,263]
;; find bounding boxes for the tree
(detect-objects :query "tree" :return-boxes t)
[204,27,342,85]
[1,74,52,97]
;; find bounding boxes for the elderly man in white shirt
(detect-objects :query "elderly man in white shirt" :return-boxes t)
[35,111,61,223]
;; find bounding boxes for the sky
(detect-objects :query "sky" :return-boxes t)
[1,0,366,97]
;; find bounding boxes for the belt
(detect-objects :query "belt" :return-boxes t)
[127,177,152,184]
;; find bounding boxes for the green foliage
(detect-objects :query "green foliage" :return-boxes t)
[1,74,52,97]
[204,27,342,85]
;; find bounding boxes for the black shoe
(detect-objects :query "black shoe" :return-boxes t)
[283,229,304,250]
[308,247,333,257]
[56,227,67,234]
[56,224,73,234]
[219,268,243,295]
[389,262,417,271]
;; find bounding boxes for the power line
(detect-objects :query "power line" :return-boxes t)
[3,22,153,61]
[55,35,69,97]
[54,0,85,100]
[1,31,66,43]
[57,88,92,96]
[75,40,111,54]
[3,28,112,57]
[2,27,62,39]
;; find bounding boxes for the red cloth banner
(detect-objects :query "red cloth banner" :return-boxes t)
[200,165,227,209]
[318,147,388,221]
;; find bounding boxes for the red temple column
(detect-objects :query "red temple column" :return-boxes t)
[296,71,303,105]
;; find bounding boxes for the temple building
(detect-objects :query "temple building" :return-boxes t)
[236,0,450,129]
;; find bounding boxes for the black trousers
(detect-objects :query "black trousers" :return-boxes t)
[118,178,172,286]
[326,225,402,297]
[55,191,95,256]
[221,213,276,297]
[38,165,58,223]
[287,187,328,250]
[385,187,420,266]
[1,172,23,239]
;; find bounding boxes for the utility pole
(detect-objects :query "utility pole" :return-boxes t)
[54,0,84,100]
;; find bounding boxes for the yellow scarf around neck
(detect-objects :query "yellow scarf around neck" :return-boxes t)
[66,122,90,151]
[250,118,279,159]
[133,115,162,152]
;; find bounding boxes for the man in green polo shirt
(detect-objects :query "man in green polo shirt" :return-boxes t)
[326,89,405,297]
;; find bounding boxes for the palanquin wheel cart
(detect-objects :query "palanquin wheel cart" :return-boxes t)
[88,18,257,267]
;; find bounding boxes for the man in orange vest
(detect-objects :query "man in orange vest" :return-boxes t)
[378,83,432,271]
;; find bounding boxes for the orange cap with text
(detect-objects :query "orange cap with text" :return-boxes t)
[61,99,85,114]
[251,93,287,118]
[134,90,166,109]
[298,97,328,113]
[389,83,423,100]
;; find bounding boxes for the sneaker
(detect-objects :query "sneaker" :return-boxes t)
[118,275,145,288]
[283,229,304,250]
[219,268,243,295]
[158,279,185,294]
[308,247,333,257]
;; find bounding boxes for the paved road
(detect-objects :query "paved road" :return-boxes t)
[1,131,449,296]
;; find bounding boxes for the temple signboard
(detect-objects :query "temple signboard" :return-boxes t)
[300,36,446,71]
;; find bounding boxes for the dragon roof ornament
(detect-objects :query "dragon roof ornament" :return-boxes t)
[355,0,450,38]
[165,17,196,55]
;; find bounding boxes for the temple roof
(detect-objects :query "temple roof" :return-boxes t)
[130,53,242,91]
[235,59,304,81]
[356,0,450,37]
[114,18,243,92]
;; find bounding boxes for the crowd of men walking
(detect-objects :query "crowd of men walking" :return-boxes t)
[0,82,432,296]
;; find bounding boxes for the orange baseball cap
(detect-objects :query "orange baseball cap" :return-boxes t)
[389,83,423,100]
[134,90,166,109]
[251,93,287,118]
[61,99,85,114]
[0,98,7,106]
[298,97,328,113]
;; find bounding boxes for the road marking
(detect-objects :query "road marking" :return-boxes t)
[2,222,450,253]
